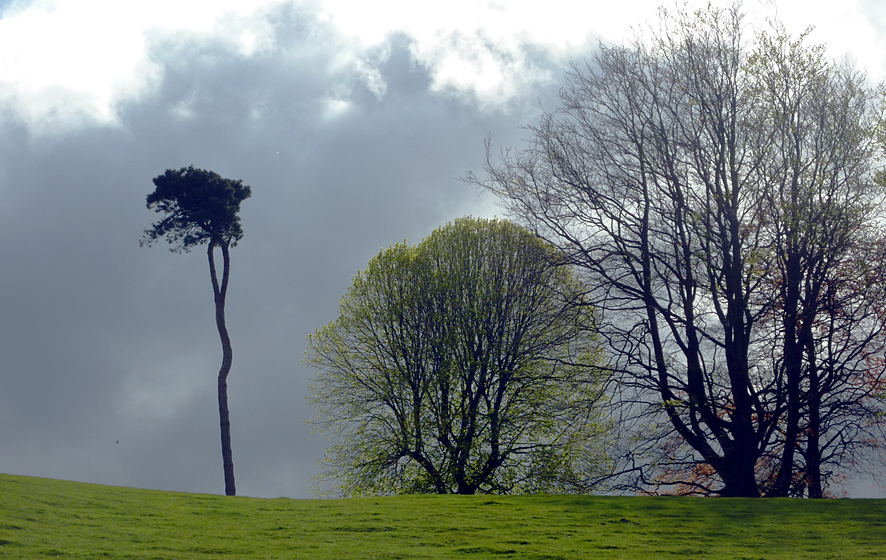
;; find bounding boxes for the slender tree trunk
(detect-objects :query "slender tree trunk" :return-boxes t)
[209,240,236,496]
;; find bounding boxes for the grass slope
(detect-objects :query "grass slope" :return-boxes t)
[1,473,884,559]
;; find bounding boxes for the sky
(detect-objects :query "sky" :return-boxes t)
[1,0,885,499]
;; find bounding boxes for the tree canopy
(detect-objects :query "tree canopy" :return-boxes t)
[142,166,252,252]
[307,217,610,496]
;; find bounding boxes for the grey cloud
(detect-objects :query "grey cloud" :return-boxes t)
[0,6,559,498]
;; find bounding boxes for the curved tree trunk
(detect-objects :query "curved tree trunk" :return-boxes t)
[209,240,236,496]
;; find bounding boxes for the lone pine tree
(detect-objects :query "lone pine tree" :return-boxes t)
[141,166,252,496]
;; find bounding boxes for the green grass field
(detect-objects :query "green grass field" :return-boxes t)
[1,473,884,559]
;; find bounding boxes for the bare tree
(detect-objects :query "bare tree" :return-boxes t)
[743,24,886,497]
[469,3,886,497]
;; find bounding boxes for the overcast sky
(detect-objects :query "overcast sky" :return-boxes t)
[1,0,885,499]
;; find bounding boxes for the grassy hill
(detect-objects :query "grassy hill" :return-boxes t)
[1,473,884,559]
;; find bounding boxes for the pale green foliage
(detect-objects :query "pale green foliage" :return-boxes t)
[307,217,610,496]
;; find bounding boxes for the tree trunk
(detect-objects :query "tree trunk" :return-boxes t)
[775,252,803,497]
[716,444,761,497]
[805,336,823,498]
[209,240,236,496]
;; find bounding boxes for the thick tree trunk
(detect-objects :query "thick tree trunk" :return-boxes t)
[805,339,823,498]
[716,444,761,497]
[209,241,236,496]
[775,252,803,497]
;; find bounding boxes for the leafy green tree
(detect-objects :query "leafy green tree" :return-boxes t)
[141,166,252,496]
[307,217,609,496]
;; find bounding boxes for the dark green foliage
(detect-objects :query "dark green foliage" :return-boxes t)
[142,166,252,252]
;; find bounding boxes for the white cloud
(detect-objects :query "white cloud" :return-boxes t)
[318,0,617,108]
[0,0,668,135]
[0,0,287,135]
[0,0,883,137]
[355,47,389,99]
[411,31,526,108]
[320,96,352,121]
[771,0,886,80]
